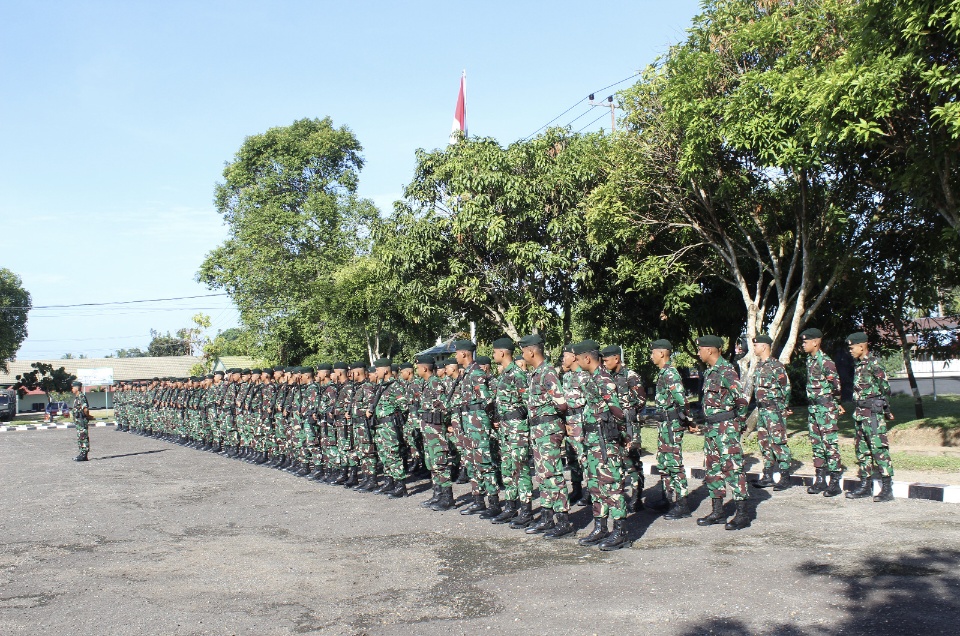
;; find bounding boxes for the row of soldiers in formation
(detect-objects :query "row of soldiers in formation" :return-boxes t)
[99,328,896,550]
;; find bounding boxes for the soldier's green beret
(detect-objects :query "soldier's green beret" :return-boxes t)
[600,345,622,358]
[261,367,274,374]
[696,335,723,349]
[475,355,491,365]
[398,362,414,370]
[251,368,262,374]
[846,332,868,345]
[454,339,477,352]
[562,344,574,354]
[415,354,435,366]
[374,358,392,368]
[333,362,348,370]
[444,358,459,367]
[241,368,251,374]
[492,337,516,351]
[799,328,823,340]
[189,376,197,382]
[650,339,673,351]
[752,335,773,345]
[349,361,366,370]
[302,367,315,375]
[71,381,82,387]
[367,366,376,373]
[518,334,544,347]
[391,363,399,373]
[514,355,524,362]
[316,363,332,372]
[205,374,214,380]
[213,370,224,376]
[572,339,601,355]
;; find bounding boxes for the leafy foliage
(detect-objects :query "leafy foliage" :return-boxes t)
[0,268,30,372]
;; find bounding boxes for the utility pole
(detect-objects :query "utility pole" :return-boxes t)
[588,94,620,132]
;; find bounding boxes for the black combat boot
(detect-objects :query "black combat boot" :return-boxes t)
[343,466,360,487]
[578,518,609,546]
[753,467,774,488]
[544,512,575,539]
[663,495,691,520]
[846,472,873,499]
[460,494,487,515]
[491,500,518,524]
[332,467,349,485]
[873,476,894,502]
[430,487,455,511]
[577,492,592,508]
[73,451,88,462]
[479,494,502,519]
[598,519,632,550]
[650,486,672,513]
[724,500,750,530]
[387,480,408,499]
[509,502,534,529]
[525,508,555,534]
[374,476,395,494]
[823,471,843,497]
[807,468,827,494]
[285,460,299,474]
[629,486,645,512]
[696,498,727,526]
[278,456,292,470]
[772,466,792,491]
[296,463,312,477]
[455,465,470,484]
[422,484,442,508]
[255,452,269,466]
[355,472,376,491]
[568,481,584,507]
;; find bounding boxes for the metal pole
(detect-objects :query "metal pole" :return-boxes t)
[610,100,616,132]
[931,352,938,401]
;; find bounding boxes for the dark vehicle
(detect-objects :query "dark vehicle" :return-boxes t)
[45,401,70,421]
[0,390,15,421]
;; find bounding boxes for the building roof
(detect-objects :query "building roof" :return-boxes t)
[0,356,205,386]
[211,356,258,372]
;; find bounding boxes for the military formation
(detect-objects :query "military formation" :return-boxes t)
[93,328,895,549]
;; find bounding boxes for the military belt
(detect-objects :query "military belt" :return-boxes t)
[704,410,737,424]
[650,407,680,422]
[566,406,584,417]
[499,407,528,421]
[856,398,886,410]
[458,404,485,414]
[528,414,561,427]
[420,411,446,425]
[811,395,836,407]
[757,401,779,410]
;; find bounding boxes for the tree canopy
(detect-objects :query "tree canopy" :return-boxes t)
[0,268,30,372]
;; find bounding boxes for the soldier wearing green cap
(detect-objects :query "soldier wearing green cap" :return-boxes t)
[751,335,794,490]
[369,359,410,497]
[600,344,647,512]
[71,381,91,461]
[343,362,375,488]
[649,339,692,519]
[415,354,456,510]
[324,364,352,483]
[845,332,895,502]
[695,335,751,530]
[800,328,845,497]
[489,337,533,526]
[398,362,426,476]
[560,344,590,510]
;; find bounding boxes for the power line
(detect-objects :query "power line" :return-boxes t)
[521,72,639,140]
[0,293,229,311]
[576,111,611,134]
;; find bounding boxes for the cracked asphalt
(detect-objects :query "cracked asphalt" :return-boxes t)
[2,428,959,635]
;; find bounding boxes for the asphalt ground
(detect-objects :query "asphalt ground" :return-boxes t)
[2,429,959,636]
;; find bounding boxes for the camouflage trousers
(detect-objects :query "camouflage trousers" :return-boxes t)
[530,419,569,513]
[807,404,841,473]
[703,417,748,501]
[253,415,270,453]
[421,418,452,489]
[319,423,338,468]
[564,417,587,486]
[757,409,792,471]
[583,429,627,520]
[335,424,354,468]
[656,418,688,499]
[853,410,894,477]
[461,412,497,496]
[272,417,289,454]
[496,418,532,504]
[292,416,311,464]
[375,416,407,481]
[353,421,376,473]
[222,414,239,447]
[403,417,422,465]
[75,417,90,454]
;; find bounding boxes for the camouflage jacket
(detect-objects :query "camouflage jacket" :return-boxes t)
[753,357,791,411]
[351,380,376,422]
[581,367,621,424]
[72,392,90,421]
[419,375,447,418]
[526,361,565,420]
[702,357,747,418]
[374,379,406,419]
[806,350,841,403]
[654,363,686,413]
[493,362,527,420]
[609,366,646,422]
[853,354,890,402]
[333,382,355,422]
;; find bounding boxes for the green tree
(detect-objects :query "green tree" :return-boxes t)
[115,347,147,358]
[0,268,30,372]
[14,362,76,404]
[147,330,189,357]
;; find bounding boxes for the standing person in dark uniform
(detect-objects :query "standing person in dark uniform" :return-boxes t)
[71,381,91,461]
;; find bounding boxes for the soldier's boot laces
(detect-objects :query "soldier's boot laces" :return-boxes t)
[544,511,575,539]
[823,471,843,497]
[696,498,727,526]
[807,468,827,494]
[578,517,609,546]
[492,499,518,524]
[525,508,555,534]
[874,476,894,502]
[772,466,792,491]
[598,519,632,551]
[461,494,487,515]
[754,467,775,489]
[422,484,442,508]
[846,472,874,499]
[73,452,88,462]
[430,486,455,511]
[724,500,750,530]
[387,480,408,499]
[509,502,534,529]
[663,495,691,520]
[479,494,502,519]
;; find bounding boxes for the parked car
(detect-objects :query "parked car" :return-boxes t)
[0,390,15,421]
[44,401,70,421]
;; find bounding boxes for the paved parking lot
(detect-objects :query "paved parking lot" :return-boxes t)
[2,428,959,635]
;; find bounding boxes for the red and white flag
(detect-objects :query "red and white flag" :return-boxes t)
[450,71,466,145]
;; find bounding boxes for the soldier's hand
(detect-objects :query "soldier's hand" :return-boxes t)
[886,412,895,421]
[784,409,793,417]
[365,410,373,418]
[447,426,453,433]
[838,405,846,415]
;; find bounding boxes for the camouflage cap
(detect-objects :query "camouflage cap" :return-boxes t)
[696,335,723,349]
[846,332,868,345]
[650,339,673,351]
[492,337,516,351]
[799,328,823,340]
[752,335,773,345]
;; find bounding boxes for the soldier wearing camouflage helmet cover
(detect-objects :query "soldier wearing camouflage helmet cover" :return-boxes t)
[844,332,896,502]
[649,339,692,519]
[750,335,794,490]
[800,328,845,497]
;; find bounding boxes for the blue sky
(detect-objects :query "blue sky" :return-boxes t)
[1,0,702,360]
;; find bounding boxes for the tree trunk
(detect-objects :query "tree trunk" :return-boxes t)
[562,303,572,343]
[891,313,924,419]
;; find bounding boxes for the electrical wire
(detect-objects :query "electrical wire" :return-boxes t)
[0,293,228,311]
[576,111,611,134]
[521,71,639,140]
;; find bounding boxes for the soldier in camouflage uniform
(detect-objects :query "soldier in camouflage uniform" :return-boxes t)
[443,358,469,485]
[308,364,335,479]
[575,340,630,549]
[414,355,455,511]
[447,341,499,517]
[519,334,570,536]
[649,339,692,519]
[844,332,896,502]
[800,328,845,497]
[71,380,91,461]
[601,345,647,511]
[561,345,591,510]
[347,362,376,488]
[320,363,347,481]
[695,335,751,531]
[398,363,425,476]
[490,338,533,526]
[369,359,410,497]
[751,335,794,490]
[330,364,356,484]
